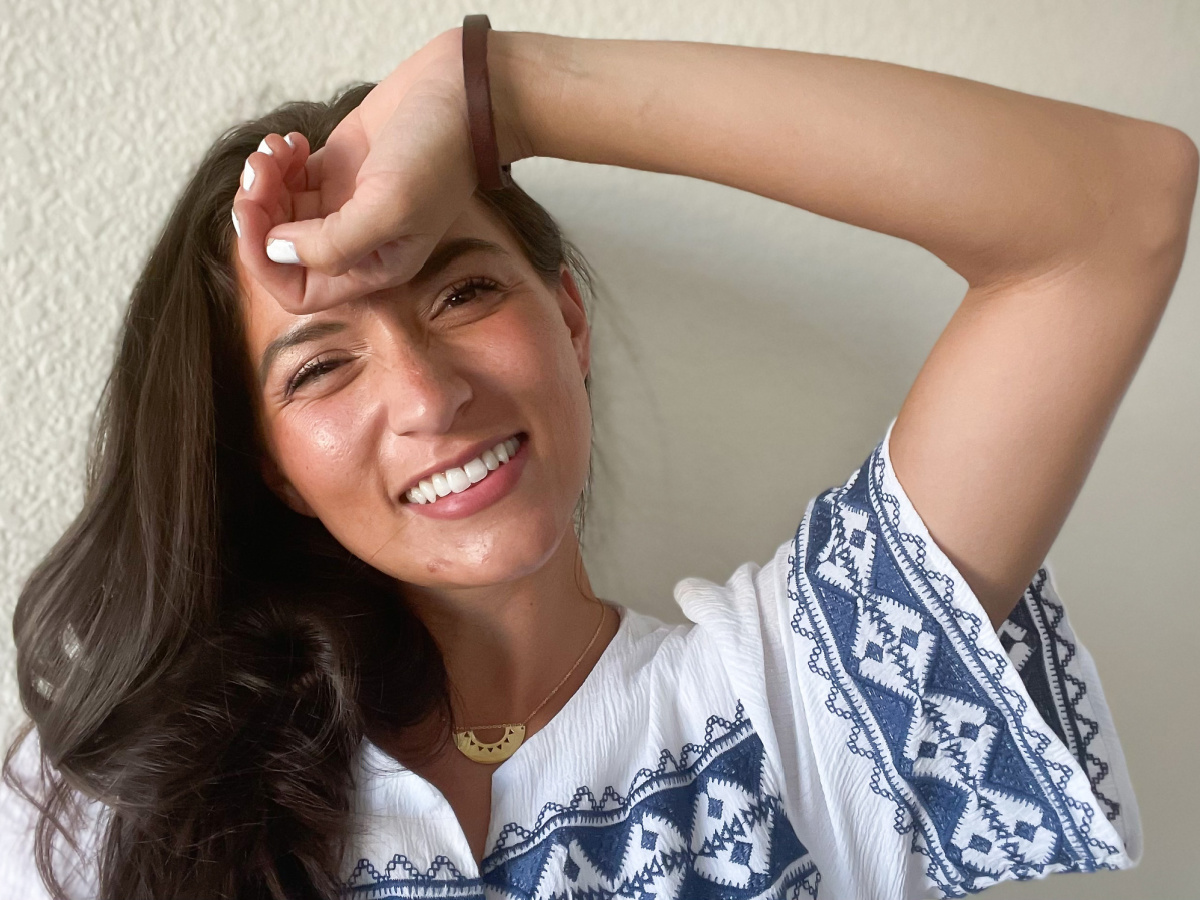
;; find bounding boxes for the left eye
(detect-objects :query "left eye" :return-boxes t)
[286,356,347,396]
[439,276,500,312]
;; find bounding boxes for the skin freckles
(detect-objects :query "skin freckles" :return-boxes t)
[233,196,615,747]
[238,199,587,588]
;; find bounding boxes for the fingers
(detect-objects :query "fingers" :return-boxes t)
[231,133,385,315]
[232,133,399,315]
[232,134,309,311]
[263,138,409,278]
[273,131,313,193]
[284,257,410,313]
[232,118,459,316]
[265,185,421,276]
[290,146,330,223]
[252,132,308,190]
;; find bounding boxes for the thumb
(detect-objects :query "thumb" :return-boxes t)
[265,172,422,278]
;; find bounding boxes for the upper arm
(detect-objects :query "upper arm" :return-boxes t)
[889,124,1198,628]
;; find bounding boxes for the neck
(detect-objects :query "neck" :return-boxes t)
[401,528,614,730]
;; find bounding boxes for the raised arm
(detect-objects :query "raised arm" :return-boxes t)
[492,33,1197,626]
[243,29,1197,628]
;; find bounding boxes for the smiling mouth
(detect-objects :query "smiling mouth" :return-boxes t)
[402,433,527,505]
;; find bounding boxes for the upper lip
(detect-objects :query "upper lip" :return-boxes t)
[399,432,522,498]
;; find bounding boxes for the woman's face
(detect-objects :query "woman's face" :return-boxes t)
[235,199,592,589]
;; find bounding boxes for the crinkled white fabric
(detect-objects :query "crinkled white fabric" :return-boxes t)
[0,422,1140,899]
[0,730,104,899]
[343,421,1139,900]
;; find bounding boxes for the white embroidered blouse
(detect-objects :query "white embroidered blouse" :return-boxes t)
[339,422,1140,900]
[0,422,1140,899]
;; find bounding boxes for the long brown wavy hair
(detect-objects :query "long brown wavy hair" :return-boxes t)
[4,82,596,899]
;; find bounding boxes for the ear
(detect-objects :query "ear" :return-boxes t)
[556,265,590,379]
[260,454,318,518]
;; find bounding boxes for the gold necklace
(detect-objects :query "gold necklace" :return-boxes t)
[452,598,608,764]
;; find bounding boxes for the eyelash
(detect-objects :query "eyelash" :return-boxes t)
[436,275,501,314]
[285,355,343,397]
[283,275,502,397]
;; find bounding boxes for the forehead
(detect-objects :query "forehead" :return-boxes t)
[235,199,525,362]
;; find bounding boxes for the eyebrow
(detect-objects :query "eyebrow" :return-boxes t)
[258,321,348,386]
[407,237,508,289]
[257,238,509,387]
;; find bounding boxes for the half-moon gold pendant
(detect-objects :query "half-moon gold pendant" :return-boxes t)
[453,724,526,764]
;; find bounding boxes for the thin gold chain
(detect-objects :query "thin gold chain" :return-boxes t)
[457,597,609,731]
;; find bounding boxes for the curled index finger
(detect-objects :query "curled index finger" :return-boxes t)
[276,229,440,314]
[231,145,307,312]
[263,171,417,278]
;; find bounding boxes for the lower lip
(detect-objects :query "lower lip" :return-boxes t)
[405,436,529,520]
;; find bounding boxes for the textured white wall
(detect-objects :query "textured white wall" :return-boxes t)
[3,0,1196,896]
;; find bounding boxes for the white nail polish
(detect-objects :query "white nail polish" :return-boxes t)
[242,159,255,191]
[257,137,273,156]
[266,238,300,264]
[283,134,295,148]
[231,209,241,238]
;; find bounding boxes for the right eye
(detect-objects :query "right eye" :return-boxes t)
[286,356,346,396]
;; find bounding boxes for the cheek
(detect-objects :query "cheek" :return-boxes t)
[494,305,584,401]
[506,311,592,473]
[492,317,588,460]
[273,394,380,498]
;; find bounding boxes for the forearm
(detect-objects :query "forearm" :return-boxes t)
[492,31,1183,288]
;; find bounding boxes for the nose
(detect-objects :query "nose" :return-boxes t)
[375,335,473,437]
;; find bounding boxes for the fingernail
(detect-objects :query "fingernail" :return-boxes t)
[231,208,241,238]
[257,137,273,156]
[266,238,300,264]
[242,159,255,191]
[283,133,295,148]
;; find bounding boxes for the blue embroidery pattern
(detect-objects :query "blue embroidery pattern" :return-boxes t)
[787,446,1117,896]
[344,704,820,900]
[996,571,1119,824]
[344,856,483,899]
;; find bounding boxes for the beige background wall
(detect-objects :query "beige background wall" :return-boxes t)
[3,0,1196,896]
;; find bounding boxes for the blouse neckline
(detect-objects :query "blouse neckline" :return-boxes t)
[357,602,635,842]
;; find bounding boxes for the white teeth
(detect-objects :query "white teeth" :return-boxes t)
[464,458,488,484]
[405,435,523,506]
[446,467,470,493]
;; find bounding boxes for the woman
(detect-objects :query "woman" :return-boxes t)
[5,15,1195,900]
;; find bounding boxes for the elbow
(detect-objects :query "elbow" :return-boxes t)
[1164,126,1199,239]
[1103,123,1198,260]
[1147,125,1198,247]
[1164,126,1200,199]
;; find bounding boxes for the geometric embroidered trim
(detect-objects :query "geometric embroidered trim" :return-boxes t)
[787,445,1122,896]
[344,703,820,900]
[998,571,1119,823]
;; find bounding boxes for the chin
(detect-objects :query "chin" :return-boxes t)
[365,504,573,587]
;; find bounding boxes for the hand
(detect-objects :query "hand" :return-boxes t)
[232,27,497,314]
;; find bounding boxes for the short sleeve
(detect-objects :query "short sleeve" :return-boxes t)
[673,420,1141,899]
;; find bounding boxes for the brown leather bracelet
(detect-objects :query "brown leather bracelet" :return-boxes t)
[462,14,514,191]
